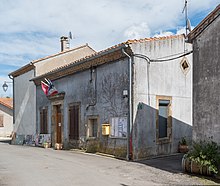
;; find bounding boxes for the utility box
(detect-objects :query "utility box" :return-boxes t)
[102,124,110,136]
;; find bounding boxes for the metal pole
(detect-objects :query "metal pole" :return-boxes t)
[122,47,132,160]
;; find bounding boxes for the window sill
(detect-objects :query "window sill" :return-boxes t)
[109,136,127,139]
[157,137,171,144]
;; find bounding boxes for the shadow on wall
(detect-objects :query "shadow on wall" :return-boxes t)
[132,102,192,160]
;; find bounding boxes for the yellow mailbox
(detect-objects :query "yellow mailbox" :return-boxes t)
[102,124,110,136]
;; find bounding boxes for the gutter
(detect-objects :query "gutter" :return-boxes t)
[122,47,133,160]
[8,75,15,124]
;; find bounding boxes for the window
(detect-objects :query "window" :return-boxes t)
[156,96,172,143]
[69,105,79,140]
[40,107,48,134]
[0,114,3,127]
[87,119,98,138]
[158,100,170,138]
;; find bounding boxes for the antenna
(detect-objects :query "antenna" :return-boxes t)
[68,31,72,48]
[182,0,191,35]
[187,18,192,32]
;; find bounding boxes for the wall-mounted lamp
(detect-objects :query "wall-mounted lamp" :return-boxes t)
[2,81,12,92]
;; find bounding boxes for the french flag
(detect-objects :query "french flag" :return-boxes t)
[41,78,58,96]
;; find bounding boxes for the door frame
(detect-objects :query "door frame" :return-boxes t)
[51,100,64,146]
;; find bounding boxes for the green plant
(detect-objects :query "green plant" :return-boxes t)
[187,140,220,174]
[179,137,187,145]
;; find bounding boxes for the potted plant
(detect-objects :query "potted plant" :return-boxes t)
[178,137,189,153]
[182,140,220,176]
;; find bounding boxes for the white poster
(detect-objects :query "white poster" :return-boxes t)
[111,117,127,137]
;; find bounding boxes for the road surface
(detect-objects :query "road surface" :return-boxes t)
[0,142,218,186]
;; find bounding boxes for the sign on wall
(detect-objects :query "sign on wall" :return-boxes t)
[111,117,127,138]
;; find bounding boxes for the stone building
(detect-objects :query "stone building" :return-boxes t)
[9,37,95,139]
[188,4,220,143]
[32,34,192,160]
[0,98,13,137]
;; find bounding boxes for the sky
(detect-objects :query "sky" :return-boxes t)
[0,0,219,97]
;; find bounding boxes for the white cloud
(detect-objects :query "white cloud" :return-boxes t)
[0,0,219,89]
[124,23,151,40]
[153,31,174,38]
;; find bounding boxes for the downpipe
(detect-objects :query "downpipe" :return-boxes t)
[122,47,133,160]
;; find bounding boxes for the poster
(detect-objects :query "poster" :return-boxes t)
[111,117,127,137]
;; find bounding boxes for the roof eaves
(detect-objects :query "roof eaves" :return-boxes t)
[0,99,13,110]
[8,63,35,78]
[125,34,185,44]
[31,43,130,84]
[31,43,95,64]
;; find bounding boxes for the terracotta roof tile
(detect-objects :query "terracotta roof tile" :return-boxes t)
[125,34,184,44]
[0,98,13,109]
[46,34,184,74]
[32,34,184,84]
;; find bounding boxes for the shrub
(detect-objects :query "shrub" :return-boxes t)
[187,140,220,174]
[179,137,187,145]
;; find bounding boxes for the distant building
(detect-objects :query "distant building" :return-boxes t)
[9,37,96,138]
[32,34,192,160]
[0,98,13,137]
[188,4,220,143]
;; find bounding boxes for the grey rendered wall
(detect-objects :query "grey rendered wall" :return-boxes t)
[36,58,129,156]
[193,17,220,143]
[14,70,36,135]
[131,36,193,159]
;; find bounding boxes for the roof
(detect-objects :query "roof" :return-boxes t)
[188,4,220,42]
[31,43,96,64]
[0,98,13,110]
[126,34,184,44]
[9,43,96,78]
[8,64,35,78]
[32,34,184,85]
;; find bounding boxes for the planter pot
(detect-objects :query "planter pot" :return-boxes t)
[55,143,63,150]
[182,154,212,176]
[43,142,51,148]
[178,145,189,153]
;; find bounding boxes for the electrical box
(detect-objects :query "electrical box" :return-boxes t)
[102,124,110,136]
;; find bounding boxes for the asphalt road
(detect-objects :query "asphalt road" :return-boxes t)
[0,142,218,186]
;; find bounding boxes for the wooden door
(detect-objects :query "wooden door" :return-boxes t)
[56,105,62,143]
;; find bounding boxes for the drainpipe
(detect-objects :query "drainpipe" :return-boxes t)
[86,66,97,110]
[122,47,132,160]
[8,75,15,124]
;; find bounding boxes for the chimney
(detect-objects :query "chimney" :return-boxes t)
[60,36,70,52]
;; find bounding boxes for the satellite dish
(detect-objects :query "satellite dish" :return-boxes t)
[187,18,192,32]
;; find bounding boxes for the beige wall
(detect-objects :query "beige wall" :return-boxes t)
[35,45,96,76]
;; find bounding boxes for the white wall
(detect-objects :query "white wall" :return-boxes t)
[0,108,13,137]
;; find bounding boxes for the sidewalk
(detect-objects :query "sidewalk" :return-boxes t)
[0,137,12,143]
[136,153,184,173]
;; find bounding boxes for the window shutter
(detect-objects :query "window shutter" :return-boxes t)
[0,115,3,127]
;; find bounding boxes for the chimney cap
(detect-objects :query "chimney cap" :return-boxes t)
[60,36,68,40]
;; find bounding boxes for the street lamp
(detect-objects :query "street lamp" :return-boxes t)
[2,81,12,92]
